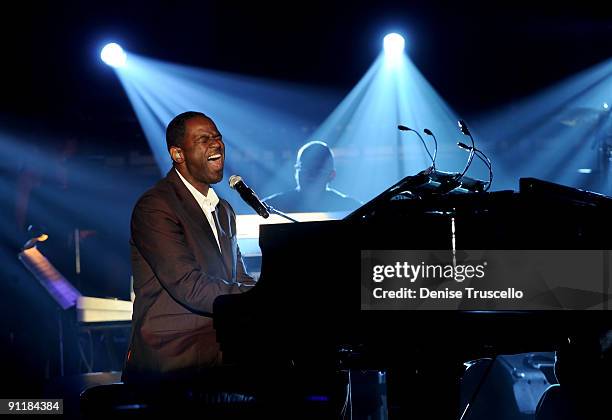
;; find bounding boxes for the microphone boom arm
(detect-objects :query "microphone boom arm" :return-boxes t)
[264,203,299,223]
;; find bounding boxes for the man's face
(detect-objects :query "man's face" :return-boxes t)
[296,166,334,193]
[179,116,225,185]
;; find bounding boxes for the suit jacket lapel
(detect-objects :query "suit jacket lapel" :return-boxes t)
[214,203,235,280]
[165,170,228,277]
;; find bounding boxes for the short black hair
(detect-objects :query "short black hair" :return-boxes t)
[295,140,335,172]
[165,111,209,151]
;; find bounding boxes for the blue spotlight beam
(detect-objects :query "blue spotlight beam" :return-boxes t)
[306,52,475,204]
[111,53,341,213]
[472,57,612,194]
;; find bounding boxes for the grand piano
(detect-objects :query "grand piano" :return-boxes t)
[213,175,611,417]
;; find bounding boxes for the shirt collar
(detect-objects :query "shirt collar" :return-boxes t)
[175,168,219,212]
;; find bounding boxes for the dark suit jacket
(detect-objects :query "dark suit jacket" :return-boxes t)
[123,169,254,381]
[263,188,362,213]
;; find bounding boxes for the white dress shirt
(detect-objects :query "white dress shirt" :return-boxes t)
[175,169,222,253]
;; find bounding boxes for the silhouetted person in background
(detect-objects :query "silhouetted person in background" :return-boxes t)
[536,329,611,420]
[263,140,361,213]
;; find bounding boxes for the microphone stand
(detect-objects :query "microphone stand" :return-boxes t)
[263,203,299,223]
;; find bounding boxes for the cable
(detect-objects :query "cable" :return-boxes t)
[456,120,476,182]
[423,128,439,170]
[457,134,476,181]
[457,143,493,192]
[340,369,353,420]
[474,149,493,191]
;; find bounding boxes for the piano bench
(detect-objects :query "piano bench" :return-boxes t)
[80,382,257,418]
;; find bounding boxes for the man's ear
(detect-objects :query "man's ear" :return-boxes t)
[170,146,184,164]
[327,169,336,183]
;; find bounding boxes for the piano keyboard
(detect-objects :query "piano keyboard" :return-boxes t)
[77,296,133,323]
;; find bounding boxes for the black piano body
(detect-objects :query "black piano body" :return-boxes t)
[214,178,612,370]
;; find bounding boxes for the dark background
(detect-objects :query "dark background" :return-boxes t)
[4,1,612,131]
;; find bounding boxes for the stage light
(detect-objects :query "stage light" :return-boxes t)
[603,102,609,110]
[101,43,127,68]
[22,225,48,250]
[383,33,405,57]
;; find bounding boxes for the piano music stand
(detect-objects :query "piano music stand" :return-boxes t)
[18,246,82,376]
[18,246,133,376]
[18,247,82,310]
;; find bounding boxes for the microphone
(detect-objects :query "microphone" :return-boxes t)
[228,175,269,218]
[397,124,435,169]
[458,120,471,136]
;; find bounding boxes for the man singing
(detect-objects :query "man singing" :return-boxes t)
[123,111,255,382]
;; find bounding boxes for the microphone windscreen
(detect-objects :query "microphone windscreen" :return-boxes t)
[229,175,242,189]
